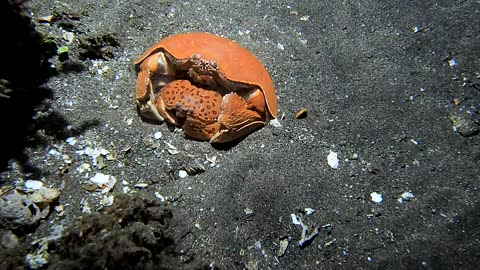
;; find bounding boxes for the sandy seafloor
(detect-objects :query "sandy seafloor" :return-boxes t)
[1,0,479,269]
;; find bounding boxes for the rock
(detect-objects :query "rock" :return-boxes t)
[0,193,41,230]
[450,112,479,137]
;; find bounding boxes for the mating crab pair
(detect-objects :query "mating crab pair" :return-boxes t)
[135,32,278,143]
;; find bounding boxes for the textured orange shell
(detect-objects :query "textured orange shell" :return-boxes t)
[158,79,222,122]
[135,32,278,118]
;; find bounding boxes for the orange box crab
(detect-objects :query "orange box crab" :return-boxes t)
[134,32,278,143]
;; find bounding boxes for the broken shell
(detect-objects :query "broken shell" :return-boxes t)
[134,183,149,189]
[277,238,289,257]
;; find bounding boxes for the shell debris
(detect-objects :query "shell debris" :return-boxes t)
[327,151,339,169]
[277,238,289,257]
[290,213,319,246]
[370,192,383,203]
[89,173,117,194]
[398,191,415,203]
[178,170,188,179]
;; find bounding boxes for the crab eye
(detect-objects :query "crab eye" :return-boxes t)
[210,61,218,68]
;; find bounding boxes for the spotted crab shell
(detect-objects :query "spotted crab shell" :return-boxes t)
[135,32,278,119]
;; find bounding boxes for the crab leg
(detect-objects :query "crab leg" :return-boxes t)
[210,92,265,143]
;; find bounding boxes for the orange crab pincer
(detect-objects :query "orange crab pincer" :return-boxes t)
[134,32,278,143]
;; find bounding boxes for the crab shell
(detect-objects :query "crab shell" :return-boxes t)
[135,32,278,142]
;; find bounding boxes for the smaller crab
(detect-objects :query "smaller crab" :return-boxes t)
[135,32,278,143]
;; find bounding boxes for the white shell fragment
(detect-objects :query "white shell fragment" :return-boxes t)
[305,208,315,215]
[134,183,149,188]
[165,142,179,155]
[178,170,188,178]
[76,163,91,173]
[398,191,415,203]
[291,213,301,225]
[300,15,310,21]
[154,132,162,139]
[81,200,91,213]
[327,151,339,169]
[291,213,319,246]
[48,149,61,156]
[269,118,283,128]
[100,195,114,206]
[89,173,117,194]
[66,137,77,146]
[77,146,111,166]
[24,180,44,190]
[448,58,457,67]
[370,192,383,203]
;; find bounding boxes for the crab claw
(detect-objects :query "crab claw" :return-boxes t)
[135,52,175,122]
[210,92,265,143]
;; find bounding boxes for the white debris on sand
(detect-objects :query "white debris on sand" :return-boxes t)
[398,191,415,203]
[370,192,383,203]
[24,180,44,190]
[81,199,91,213]
[76,163,91,174]
[154,131,162,139]
[327,151,339,169]
[244,208,254,215]
[448,58,457,67]
[100,195,114,206]
[290,213,319,246]
[165,142,179,155]
[66,137,77,146]
[291,213,301,225]
[178,170,188,178]
[48,149,61,156]
[305,208,315,215]
[269,118,283,128]
[89,173,116,194]
[134,183,149,189]
[76,146,111,166]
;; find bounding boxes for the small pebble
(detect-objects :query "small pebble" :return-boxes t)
[178,170,188,178]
